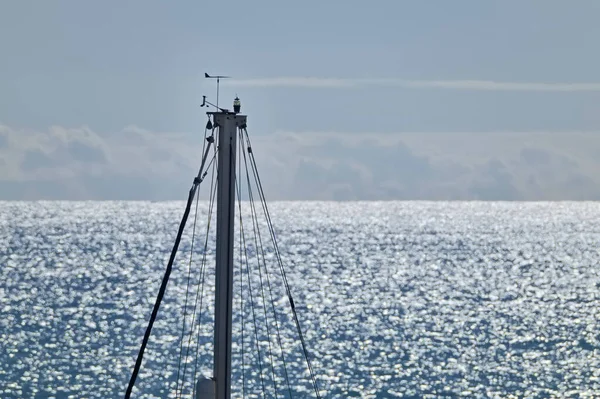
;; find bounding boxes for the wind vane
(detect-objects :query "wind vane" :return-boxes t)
[204,72,231,111]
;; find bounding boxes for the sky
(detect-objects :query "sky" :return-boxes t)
[1,0,600,200]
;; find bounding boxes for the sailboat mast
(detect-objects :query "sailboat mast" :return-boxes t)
[211,107,246,399]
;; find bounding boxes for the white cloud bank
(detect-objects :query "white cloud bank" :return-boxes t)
[225,77,600,92]
[1,124,600,200]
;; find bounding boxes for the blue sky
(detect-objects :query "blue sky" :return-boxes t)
[1,1,600,200]
[2,0,600,132]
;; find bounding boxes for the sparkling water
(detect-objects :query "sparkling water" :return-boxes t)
[1,201,599,398]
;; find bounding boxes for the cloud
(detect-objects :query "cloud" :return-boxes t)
[401,80,600,92]
[21,150,58,172]
[1,124,600,200]
[0,124,201,199]
[225,77,355,88]
[469,159,520,200]
[250,131,600,200]
[225,77,600,92]
[0,131,8,148]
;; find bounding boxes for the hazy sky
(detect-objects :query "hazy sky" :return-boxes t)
[1,1,600,200]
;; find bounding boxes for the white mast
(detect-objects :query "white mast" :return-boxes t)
[197,101,246,399]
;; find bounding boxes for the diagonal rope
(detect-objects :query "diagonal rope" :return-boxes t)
[242,128,322,399]
[179,139,220,398]
[239,128,294,398]
[236,175,268,399]
[240,129,280,398]
[189,142,219,398]
[174,183,201,398]
[176,124,214,397]
[124,132,215,399]
[237,136,247,398]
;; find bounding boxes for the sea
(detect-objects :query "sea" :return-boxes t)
[1,201,599,399]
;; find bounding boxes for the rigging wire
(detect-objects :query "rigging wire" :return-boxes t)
[237,136,247,398]
[123,132,215,399]
[242,128,323,399]
[240,129,281,398]
[178,147,219,398]
[174,184,201,398]
[236,175,268,398]
[175,123,213,397]
[239,128,294,398]
[190,150,219,398]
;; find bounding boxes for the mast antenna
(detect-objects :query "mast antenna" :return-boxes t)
[204,72,231,111]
